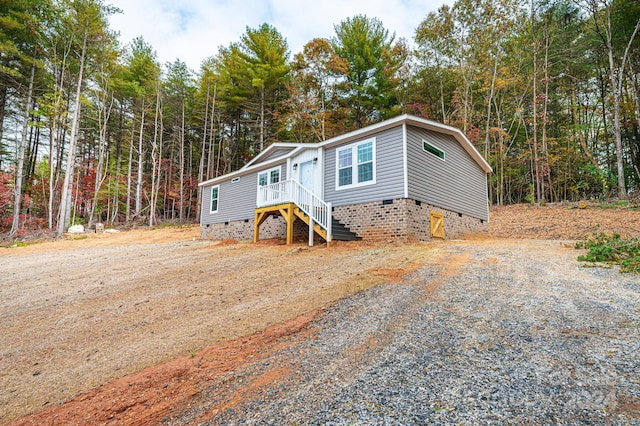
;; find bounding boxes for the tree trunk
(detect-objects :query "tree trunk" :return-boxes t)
[57,28,88,237]
[149,83,160,226]
[439,67,446,124]
[156,99,165,222]
[484,56,498,167]
[571,78,603,190]
[10,63,35,237]
[595,3,640,198]
[88,81,113,229]
[631,67,640,182]
[111,102,125,225]
[126,124,134,223]
[26,119,39,183]
[532,30,541,204]
[541,26,551,202]
[216,119,223,177]
[608,43,627,198]
[196,83,210,223]
[0,85,7,146]
[259,86,265,151]
[179,99,185,220]
[206,82,217,179]
[135,99,145,218]
[48,121,55,229]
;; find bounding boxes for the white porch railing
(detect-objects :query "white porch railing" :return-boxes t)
[257,179,332,242]
[257,180,292,206]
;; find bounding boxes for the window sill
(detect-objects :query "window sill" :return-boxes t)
[335,179,376,191]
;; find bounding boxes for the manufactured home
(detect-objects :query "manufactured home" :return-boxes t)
[199,114,492,244]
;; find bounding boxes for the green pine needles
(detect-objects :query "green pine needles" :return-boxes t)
[576,232,640,274]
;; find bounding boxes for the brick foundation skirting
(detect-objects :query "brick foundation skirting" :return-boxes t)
[201,198,487,242]
[200,216,314,242]
[332,198,487,241]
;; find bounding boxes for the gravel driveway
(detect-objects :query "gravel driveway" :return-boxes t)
[166,239,640,425]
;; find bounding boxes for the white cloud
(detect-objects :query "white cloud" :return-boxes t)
[107,0,450,71]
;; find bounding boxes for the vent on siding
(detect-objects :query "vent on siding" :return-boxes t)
[231,177,240,183]
[382,199,393,205]
[422,139,445,160]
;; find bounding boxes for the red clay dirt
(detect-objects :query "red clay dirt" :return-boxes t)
[10,310,319,426]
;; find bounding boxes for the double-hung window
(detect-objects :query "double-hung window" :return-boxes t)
[336,138,375,190]
[257,166,282,204]
[258,166,280,187]
[210,185,219,213]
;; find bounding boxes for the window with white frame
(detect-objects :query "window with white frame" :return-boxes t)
[257,166,281,187]
[422,139,445,160]
[210,185,219,213]
[336,138,375,189]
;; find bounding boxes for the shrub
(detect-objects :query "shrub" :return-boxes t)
[576,232,640,274]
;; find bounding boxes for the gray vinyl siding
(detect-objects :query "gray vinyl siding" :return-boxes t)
[324,126,405,206]
[200,163,286,225]
[407,126,489,220]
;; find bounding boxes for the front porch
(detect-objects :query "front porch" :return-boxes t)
[254,202,329,245]
[254,179,332,246]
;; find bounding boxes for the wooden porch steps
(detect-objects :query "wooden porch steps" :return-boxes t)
[292,208,360,242]
[293,207,327,241]
[330,218,361,241]
[253,203,360,244]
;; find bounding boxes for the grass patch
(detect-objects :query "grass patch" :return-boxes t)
[576,232,640,274]
[1,238,48,248]
[3,241,30,248]
[597,200,630,209]
[154,221,195,229]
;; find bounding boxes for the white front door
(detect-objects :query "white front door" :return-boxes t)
[299,160,313,190]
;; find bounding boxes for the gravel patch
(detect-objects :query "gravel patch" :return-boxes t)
[167,240,640,425]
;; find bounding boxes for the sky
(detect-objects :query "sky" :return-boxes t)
[107,0,451,71]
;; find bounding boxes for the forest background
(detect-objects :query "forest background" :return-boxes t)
[1,0,639,237]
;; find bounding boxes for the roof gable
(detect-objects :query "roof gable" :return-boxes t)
[403,116,492,173]
[242,143,302,169]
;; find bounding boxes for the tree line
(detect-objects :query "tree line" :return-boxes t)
[1,0,639,237]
